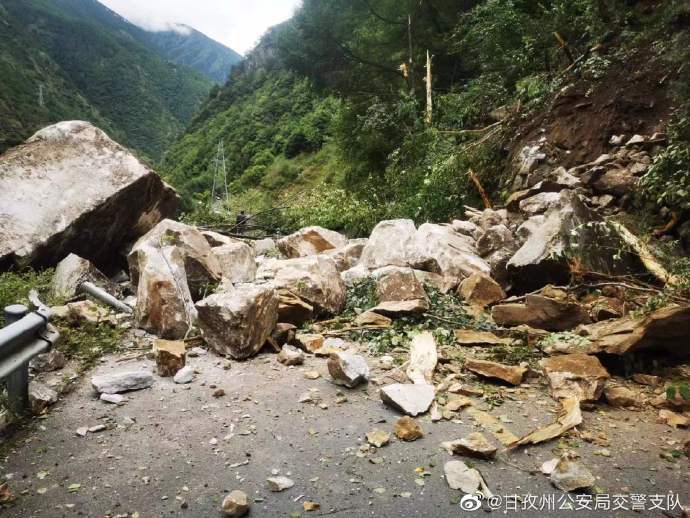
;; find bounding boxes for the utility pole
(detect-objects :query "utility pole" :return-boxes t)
[38,84,44,107]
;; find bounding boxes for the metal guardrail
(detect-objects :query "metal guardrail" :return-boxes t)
[0,305,60,416]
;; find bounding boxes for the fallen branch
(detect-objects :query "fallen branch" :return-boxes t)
[468,169,492,210]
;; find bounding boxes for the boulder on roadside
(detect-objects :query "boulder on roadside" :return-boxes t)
[492,294,591,331]
[213,242,257,284]
[458,273,505,307]
[91,370,154,394]
[380,383,435,416]
[540,353,610,402]
[360,219,417,269]
[464,358,527,386]
[277,226,348,258]
[51,254,117,300]
[0,121,178,271]
[327,353,370,388]
[372,266,426,302]
[196,284,279,360]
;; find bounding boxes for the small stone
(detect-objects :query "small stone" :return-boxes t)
[550,458,595,492]
[394,416,423,441]
[88,424,106,433]
[100,393,125,405]
[444,460,484,494]
[626,134,645,146]
[213,389,226,398]
[303,501,320,512]
[304,371,321,380]
[445,395,472,412]
[327,353,369,388]
[266,476,294,492]
[152,339,186,377]
[29,350,67,373]
[604,386,637,408]
[464,358,527,386]
[380,383,435,416]
[76,427,88,437]
[173,366,194,385]
[448,432,497,460]
[91,370,154,395]
[632,373,662,386]
[28,382,58,414]
[295,333,325,353]
[277,345,305,366]
[378,355,395,370]
[354,311,392,328]
[221,490,250,517]
[540,458,559,475]
[366,429,390,448]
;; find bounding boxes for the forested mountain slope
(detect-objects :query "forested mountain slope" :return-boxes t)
[163,0,690,237]
[0,0,214,159]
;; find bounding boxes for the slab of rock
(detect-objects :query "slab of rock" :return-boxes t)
[221,490,250,517]
[100,393,125,405]
[91,370,154,394]
[277,290,314,326]
[266,476,294,492]
[632,373,662,386]
[458,272,505,307]
[550,458,595,492]
[152,339,186,377]
[394,416,423,441]
[277,226,348,258]
[173,366,194,384]
[445,432,497,460]
[445,395,472,411]
[540,354,610,402]
[360,219,417,269]
[295,333,325,353]
[372,266,426,302]
[451,219,480,237]
[354,311,392,328]
[366,429,391,447]
[380,383,435,416]
[0,121,178,270]
[444,460,491,497]
[326,239,367,272]
[269,255,346,315]
[518,191,562,215]
[213,242,257,284]
[406,332,437,385]
[278,345,305,366]
[604,386,637,407]
[492,294,590,331]
[28,381,58,414]
[592,169,637,196]
[30,350,66,373]
[196,284,278,360]
[328,353,369,388]
[454,330,513,346]
[370,299,428,318]
[51,254,116,300]
[464,358,527,386]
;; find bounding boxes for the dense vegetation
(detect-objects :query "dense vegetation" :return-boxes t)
[165,0,690,236]
[0,0,216,160]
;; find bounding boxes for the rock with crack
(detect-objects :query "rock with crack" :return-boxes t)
[540,354,610,402]
[443,432,497,460]
[277,290,314,326]
[28,382,58,414]
[366,429,390,447]
[464,358,527,386]
[443,460,493,498]
[328,353,370,388]
[128,219,221,302]
[30,350,66,373]
[604,386,638,408]
[221,490,250,517]
[212,242,257,284]
[492,294,591,332]
[196,284,279,360]
[458,272,505,308]
[152,339,186,377]
[372,266,426,302]
[267,255,346,315]
[0,121,178,271]
[91,370,154,394]
[326,239,368,272]
[277,226,348,258]
[550,458,595,492]
[406,332,437,385]
[370,299,428,318]
[266,476,294,492]
[51,254,117,300]
[360,219,417,269]
[277,345,305,366]
[394,416,424,441]
[380,383,435,416]
[410,223,490,289]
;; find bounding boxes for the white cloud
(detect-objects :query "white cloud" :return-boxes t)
[98,0,301,55]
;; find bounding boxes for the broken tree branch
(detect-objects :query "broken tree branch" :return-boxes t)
[468,169,492,210]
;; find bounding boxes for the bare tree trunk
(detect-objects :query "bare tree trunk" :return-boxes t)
[425,50,433,124]
[407,7,415,95]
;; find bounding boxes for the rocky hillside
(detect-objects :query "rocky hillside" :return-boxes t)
[0,0,215,160]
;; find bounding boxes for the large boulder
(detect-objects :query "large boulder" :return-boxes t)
[492,294,591,331]
[410,223,490,289]
[213,242,257,284]
[267,255,347,315]
[540,354,610,402]
[51,253,116,300]
[371,266,426,302]
[326,239,368,272]
[360,219,417,269]
[0,121,178,271]
[277,226,348,258]
[196,284,279,359]
[128,219,221,301]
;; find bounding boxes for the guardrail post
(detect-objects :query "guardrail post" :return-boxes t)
[3,305,31,416]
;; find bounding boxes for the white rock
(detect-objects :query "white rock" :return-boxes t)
[91,370,154,395]
[213,242,257,284]
[100,393,126,405]
[380,383,435,416]
[173,366,194,384]
[360,219,417,269]
[277,226,348,258]
[266,476,294,492]
[327,353,370,388]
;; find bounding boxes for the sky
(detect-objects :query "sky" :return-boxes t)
[98,0,302,55]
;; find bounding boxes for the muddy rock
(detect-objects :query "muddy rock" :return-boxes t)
[372,266,426,302]
[380,383,435,416]
[327,353,370,388]
[152,339,186,377]
[91,370,154,394]
[550,458,595,492]
[540,354,610,402]
[464,358,527,386]
[196,284,279,360]
[604,386,638,407]
[0,121,178,270]
[458,272,505,307]
[277,226,348,258]
[360,219,417,269]
[51,254,116,300]
[221,490,250,517]
[492,294,591,331]
[213,242,257,284]
[394,416,424,441]
[28,381,58,414]
[277,345,305,366]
